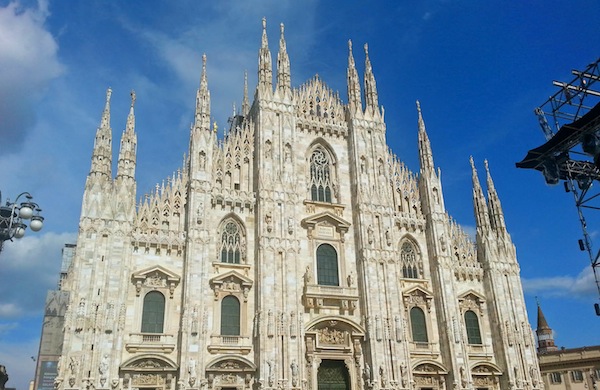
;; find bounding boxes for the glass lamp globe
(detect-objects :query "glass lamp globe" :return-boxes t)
[14,225,26,238]
[30,216,44,232]
[19,204,33,219]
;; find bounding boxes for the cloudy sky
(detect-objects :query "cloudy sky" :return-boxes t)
[1,0,599,388]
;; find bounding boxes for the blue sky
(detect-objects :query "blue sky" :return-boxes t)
[1,1,599,388]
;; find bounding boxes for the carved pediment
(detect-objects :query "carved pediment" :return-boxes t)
[209,270,253,301]
[131,265,181,298]
[206,356,256,373]
[301,212,351,240]
[210,270,253,290]
[458,290,486,312]
[413,361,447,375]
[471,363,502,376]
[402,286,433,310]
[121,356,177,371]
[402,285,433,300]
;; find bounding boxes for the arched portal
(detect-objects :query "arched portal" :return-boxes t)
[317,360,350,390]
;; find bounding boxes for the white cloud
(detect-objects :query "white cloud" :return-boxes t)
[0,232,76,318]
[0,0,65,153]
[522,266,598,299]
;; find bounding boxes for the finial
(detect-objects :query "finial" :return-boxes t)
[348,39,353,51]
[213,121,218,133]
[106,87,112,103]
[364,43,369,55]
[416,100,421,114]
[262,17,266,30]
[130,90,136,108]
[469,156,476,171]
[280,23,284,35]
[202,53,207,72]
[484,159,490,173]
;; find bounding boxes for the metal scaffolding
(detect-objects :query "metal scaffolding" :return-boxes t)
[517,58,600,311]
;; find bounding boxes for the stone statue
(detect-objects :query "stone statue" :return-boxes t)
[304,266,312,283]
[99,354,109,375]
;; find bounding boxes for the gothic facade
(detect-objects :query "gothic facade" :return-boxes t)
[55,20,541,390]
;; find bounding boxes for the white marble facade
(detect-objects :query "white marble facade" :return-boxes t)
[56,19,541,390]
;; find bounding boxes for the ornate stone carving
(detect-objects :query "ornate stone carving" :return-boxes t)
[317,327,346,345]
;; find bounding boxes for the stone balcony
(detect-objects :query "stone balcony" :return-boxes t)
[303,284,359,315]
[125,333,176,353]
[208,335,252,355]
[409,341,440,358]
[467,343,495,359]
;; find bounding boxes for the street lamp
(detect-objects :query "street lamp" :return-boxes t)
[0,365,7,390]
[0,191,44,253]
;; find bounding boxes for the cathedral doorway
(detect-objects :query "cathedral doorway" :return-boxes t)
[317,360,350,390]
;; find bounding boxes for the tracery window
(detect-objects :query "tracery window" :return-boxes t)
[310,147,334,203]
[464,310,482,344]
[400,241,420,279]
[410,306,428,343]
[141,291,165,333]
[220,295,241,336]
[316,244,339,286]
[220,219,244,264]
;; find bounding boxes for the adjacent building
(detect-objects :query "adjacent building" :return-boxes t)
[33,245,74,390]
[535,304,600,389]
[52,19,541,390]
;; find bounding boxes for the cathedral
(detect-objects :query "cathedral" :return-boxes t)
[54,19,541,390]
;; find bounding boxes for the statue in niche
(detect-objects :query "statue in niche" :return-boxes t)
[304,266,312,283]
[379,365,388,388]
[69,356,79,376]
[347,271,355,287]
[199,151,206,169]
[265,211,273,232]
[291,361,299,387]
[188,358,197,386]
[99,354,109,375]
[284,144,292,162]
[367,225,374,244]
[385,229,391,246]
[267,361,274,387]
[363,363,371,384]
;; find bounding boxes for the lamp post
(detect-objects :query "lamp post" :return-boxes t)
[0,365,7,390]
[0,191,44,253]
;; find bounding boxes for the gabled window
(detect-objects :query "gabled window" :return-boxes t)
[400,241,420,278]
[410,307,428,343]
[317,244,339,286]
[464,310,482,344]
[310,147,334,203]
[221,296,240,335]
[220,220,243,264]
[141,291,165,333]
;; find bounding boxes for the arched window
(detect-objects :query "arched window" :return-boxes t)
[400,241,420,279]
[221,296,240,335]
[310,147,334,203]
[410,307,428,343]
[141,291,165,333]
[464,310,482,344]
[316,244,339,286]
[220,219,243,263]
